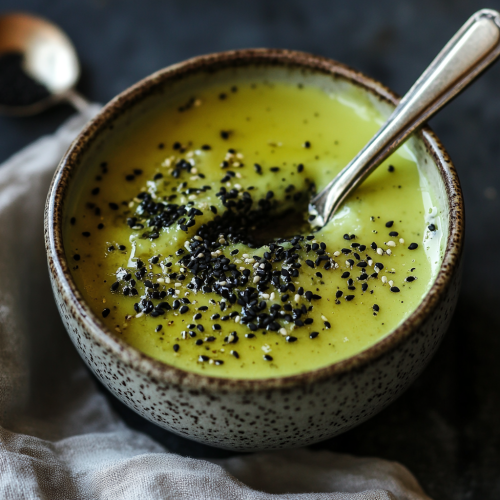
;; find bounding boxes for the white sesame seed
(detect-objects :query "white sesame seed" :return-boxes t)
[175,282,181,288]
[157,278,165,283]
[279,328,287,336]
[399,238,405,244]
[197,253,204,258]
[234,259,242,264]
[136,312,144,318]
[377,248,384,255]
[368,259,373,266]
[389,280,394,287]
[253,276,261,283]
[209,359,214,365]
[261,294,270,299]
[270,292,275,300]
[234,316,240,323]
[239,266,246,271]
[333,251,340,257]
[386,249,392,255]
[386,240,396,247]
[381,276,388,284]
[294,294,300,303]
[321,315,328,322]
[219,281,227,286]
[194,236,203,241]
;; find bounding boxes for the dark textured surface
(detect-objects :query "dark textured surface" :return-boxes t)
[2,1,500,498]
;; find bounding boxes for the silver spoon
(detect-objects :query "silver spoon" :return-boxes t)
[311,8,500,227]
[0,12,89,116]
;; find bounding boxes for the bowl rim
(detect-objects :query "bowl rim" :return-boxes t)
[45,48,464,391]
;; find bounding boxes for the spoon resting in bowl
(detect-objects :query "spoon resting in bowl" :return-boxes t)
[310,8,500,227]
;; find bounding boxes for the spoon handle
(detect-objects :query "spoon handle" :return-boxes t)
[63,89,92,113]
[313,8,500,225]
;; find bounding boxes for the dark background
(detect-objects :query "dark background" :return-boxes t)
[1,1,500,498]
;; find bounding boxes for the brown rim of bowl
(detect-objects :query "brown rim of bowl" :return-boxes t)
[46,48,464,391]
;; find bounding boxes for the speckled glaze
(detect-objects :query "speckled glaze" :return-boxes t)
[45,49,464,451]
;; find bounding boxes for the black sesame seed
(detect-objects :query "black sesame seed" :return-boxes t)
[406,276,417,282]
[385,221,394,228]
[309,331,319,339]
[341,272,350,279]
[102,308,110,318]
[286,336,297,343]
[214,360,224,365]
[336,290,343,298]
[297,164,304,173]
[70,217,76,225]
[343,234,350,240]
[213,324,221,330]
[373,304,380,311]
[390,287,400,293]
[110,282,120,291]
[263,355,273,361]
[173,344,180,352]
[231,350,239,358]
[345,295,355,301]
[428,224,436,231]
[73,254,80,261]
[389,231,398,237]
[388,165,395,172]
[245,333,255,338]
[408,243,419,250]
[303,141,311,148]
[198,355,209,362]
[82,232,90,237]
[179,305,189,314]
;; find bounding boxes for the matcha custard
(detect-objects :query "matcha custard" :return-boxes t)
[65,73,443,379]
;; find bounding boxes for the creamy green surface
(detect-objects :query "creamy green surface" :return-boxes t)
[65,79,443,378]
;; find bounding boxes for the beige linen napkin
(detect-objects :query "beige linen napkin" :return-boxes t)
[0,108,431,500]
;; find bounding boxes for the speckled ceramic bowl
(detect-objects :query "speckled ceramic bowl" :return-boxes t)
[45,49,464,451]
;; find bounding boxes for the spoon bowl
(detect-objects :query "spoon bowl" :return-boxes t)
[0,12,87,116]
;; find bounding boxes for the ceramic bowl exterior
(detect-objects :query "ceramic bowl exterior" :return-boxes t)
[45,49,464,451]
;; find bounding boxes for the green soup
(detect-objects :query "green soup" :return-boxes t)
[65,78,443,378]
